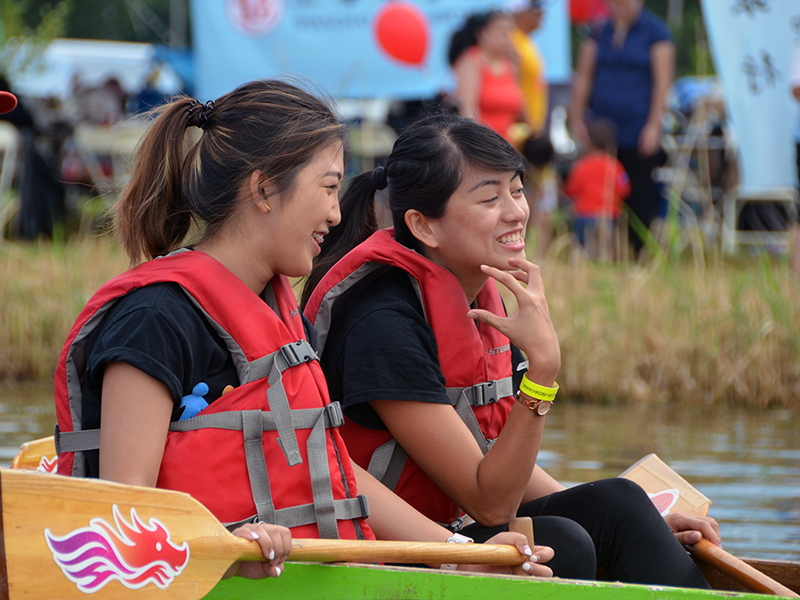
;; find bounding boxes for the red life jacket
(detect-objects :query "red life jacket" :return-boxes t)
[305,229,515,527]
[54,250,373,540]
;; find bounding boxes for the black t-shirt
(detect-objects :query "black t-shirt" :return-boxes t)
[80,280,316,477]
[320,267,525,431]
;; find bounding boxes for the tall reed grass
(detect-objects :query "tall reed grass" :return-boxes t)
[0,236,128,381]
[1,234,798,408]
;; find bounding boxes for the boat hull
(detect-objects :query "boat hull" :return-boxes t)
[204,562,775,599]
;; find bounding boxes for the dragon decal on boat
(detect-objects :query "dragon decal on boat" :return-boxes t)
[44,504,189,593]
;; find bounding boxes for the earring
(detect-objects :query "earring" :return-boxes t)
[262,201,271,212]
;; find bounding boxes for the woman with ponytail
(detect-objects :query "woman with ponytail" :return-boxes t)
[53,80,547,582]
[303,113,720,586]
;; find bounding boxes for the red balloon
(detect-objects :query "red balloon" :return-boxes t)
[374,1,429,67]
[570,0,610,24]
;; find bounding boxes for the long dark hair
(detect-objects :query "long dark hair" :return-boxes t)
[448,10,507,66]
[301,112,524,308]
[114,79,348,264]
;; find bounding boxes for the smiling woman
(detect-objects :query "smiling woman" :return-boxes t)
[50,80,544,584]
[302,112,719,588]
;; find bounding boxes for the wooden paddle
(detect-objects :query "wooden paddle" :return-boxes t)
[11,439,795,595]
[621,454,799,598]
[0,469,528,600]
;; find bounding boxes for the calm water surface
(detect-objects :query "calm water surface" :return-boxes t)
[2,383,798,562]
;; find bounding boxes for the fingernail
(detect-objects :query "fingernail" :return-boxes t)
[531,555,539,563]
[523,545,532,556]
[268,550,275,560]
[251,531,259,540]
[275,566,282,577]
[522,562,533,572]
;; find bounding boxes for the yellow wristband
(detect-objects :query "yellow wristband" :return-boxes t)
[519,374,558,402]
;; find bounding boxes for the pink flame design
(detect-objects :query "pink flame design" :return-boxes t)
[44,505,189,593]
[37,455,58,473]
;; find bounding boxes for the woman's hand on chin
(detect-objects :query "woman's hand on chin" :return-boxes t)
[466,258,560,385]
[226,522,292,579]
[457,532,554,577]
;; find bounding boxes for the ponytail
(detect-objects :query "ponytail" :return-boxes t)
[301,171,378,309]
[114,97,195,264]
[112,79,348,266]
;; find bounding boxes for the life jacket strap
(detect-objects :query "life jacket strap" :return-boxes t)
[366,438,409,491]
[222,494,370,532]
[445,378,513,407]
[167,402,344,432]
[54,423,100,453]
[366,378,512,492]
[246,339,319,467]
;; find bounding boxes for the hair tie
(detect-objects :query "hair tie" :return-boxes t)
[371,165,387,190]
[186,99,216,130]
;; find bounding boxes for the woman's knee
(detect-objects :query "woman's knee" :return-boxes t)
[584,478,656,516]
[533,516,597,580]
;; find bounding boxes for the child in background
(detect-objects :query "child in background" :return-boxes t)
[564,119,630,259]
[520,133,560,259]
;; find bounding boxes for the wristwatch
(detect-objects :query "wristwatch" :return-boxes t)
[440,533,473,571]
[516,390,553,415]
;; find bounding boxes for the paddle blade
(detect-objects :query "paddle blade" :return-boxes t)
[620,454,711,517]
[10,436,57,472]
[0,469,251,600]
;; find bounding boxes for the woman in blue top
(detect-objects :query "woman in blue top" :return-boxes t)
[569,0,674,256]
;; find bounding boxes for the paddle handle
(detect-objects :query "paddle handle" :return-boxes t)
[693,539,799,598]
[232,538,527,566]
[508,517,534,576]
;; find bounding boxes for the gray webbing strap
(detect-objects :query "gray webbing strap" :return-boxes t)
[242,340,318,467]
[223,495,369,531]
[55,427,101,453]
[169,403,343,433]
[444,377,514,408]
[453,391,490,455]
[366,439,408,491]
[242,409,275,524]
[366,378,513,490]
[305,407,338,538]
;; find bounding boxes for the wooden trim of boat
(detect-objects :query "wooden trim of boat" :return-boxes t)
[696,558,800,596]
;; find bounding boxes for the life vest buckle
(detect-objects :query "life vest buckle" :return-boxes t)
[280,340,318,367]
[324,401,345,428]
[471,381,498,406]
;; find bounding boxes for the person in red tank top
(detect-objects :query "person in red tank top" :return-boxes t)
[450,11,525,141]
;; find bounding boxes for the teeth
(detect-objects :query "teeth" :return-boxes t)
[312,233,324,244]
[498,233,522,245]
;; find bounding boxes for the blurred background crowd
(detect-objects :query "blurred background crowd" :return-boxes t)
[0,0,796,269]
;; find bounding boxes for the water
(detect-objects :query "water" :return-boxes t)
[2,384,798,562]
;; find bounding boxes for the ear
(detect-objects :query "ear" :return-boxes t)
[248,170,272,214]
[405,209,440,250]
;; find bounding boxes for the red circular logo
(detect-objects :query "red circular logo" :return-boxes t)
[226,0,285,37]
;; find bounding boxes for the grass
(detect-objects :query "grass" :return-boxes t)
[1,233,798,408]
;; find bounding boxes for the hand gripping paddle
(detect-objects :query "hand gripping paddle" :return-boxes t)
[0,469,527,600]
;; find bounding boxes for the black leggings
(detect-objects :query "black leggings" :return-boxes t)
[462,478,710,588]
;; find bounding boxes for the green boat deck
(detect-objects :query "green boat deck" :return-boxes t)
[206,562,772,600]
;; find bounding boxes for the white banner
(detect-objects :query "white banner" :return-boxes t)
[702,1,800,192]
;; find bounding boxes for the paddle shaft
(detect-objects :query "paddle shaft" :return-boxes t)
[228,538,527,566]
[622,454,799,598]
[692,540,799,598]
